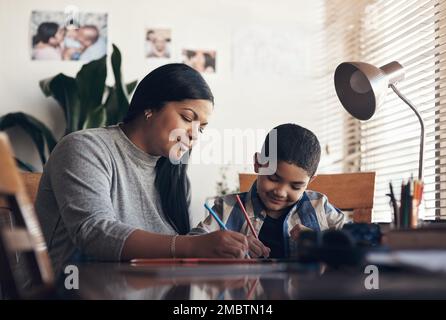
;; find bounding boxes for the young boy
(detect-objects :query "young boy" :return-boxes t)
[190,123,345,258]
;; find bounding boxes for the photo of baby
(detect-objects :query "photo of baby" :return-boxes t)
[30,11,108,62]
[145,29,171,59]
[182,49,216,73]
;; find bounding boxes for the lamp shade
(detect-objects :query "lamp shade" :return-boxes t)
[334,61,404,120]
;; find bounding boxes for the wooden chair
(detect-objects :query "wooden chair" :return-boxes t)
[0,133,54,299]
[239,172,376,223]
[20,173,42,206]
[0,173,40,223]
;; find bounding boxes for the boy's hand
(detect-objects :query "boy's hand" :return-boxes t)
[290,224,313,241]
[247,235,270,258]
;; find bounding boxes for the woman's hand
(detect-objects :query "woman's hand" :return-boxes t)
[189,230,249,258]
[247,235,270,258]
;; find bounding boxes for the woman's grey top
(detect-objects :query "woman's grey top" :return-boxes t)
[35,125,178,276]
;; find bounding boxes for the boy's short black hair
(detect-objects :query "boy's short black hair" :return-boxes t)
[262,123,321,177]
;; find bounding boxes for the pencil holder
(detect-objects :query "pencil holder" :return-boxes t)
[388,179,424,230]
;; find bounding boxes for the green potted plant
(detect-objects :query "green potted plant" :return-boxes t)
[0,44,137,171]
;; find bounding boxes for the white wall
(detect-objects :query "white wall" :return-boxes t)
[0,0,324,225]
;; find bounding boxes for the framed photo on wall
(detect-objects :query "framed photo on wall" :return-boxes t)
[30,10,108,62]
[182,49,216,74]
[145,28,171,59]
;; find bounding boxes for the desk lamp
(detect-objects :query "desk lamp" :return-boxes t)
[334,61,425,180]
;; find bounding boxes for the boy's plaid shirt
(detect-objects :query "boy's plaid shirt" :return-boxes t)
[190,182,345,257]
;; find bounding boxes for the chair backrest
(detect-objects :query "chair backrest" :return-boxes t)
[239,172,376,223]
[20,173,42,206]
[0,133,54,299]
[0,173,42,252]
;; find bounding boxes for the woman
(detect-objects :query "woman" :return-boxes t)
[35,64,248,276]
[32,22,64,60]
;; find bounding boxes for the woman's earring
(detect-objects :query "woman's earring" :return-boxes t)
[144,110,152,120]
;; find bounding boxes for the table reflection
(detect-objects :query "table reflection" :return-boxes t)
[73,261,446,299]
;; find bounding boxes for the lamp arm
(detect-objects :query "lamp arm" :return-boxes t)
[389,84,425,181]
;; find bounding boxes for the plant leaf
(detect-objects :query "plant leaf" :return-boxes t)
[83,105,107,129]
[75,55,107,129]
[15,158,36,172]
[106,44,130,125]
[0,112,57,165]
[126,80,138,95]
[39,73,80,134]
[103,87,117,126]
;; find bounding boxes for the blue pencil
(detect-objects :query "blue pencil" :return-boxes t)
[204,203,228,230]
[204,203,251,259]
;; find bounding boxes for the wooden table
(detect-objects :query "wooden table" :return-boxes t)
[70,261,446,300]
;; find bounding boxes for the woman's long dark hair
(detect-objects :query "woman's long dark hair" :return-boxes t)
[123,63,214,235]
[33,22,59,46]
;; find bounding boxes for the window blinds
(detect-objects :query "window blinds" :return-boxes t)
[320,0,445,221]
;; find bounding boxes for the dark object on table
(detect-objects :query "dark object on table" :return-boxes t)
[342,223,382,247]
[296,229,365,268]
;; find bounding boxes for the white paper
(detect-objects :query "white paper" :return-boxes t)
[367,250,446,273]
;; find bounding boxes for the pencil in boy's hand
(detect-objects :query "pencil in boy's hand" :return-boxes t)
[235,194,258,239]
[204,203,228,230]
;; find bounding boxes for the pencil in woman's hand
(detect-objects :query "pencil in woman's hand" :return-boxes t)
[204,203,228,230]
